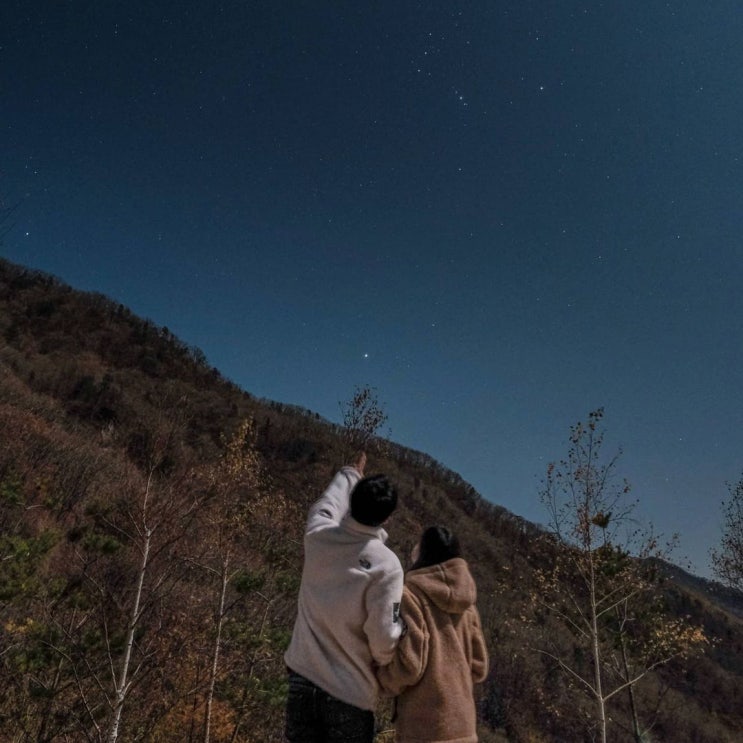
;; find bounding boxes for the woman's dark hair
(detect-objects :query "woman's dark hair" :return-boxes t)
[410,525,462,570]
[350,474,398,527]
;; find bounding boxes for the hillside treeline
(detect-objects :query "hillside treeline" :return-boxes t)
[1,258,742,742]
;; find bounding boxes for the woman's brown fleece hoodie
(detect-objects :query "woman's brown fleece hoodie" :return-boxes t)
[376,557,489,743]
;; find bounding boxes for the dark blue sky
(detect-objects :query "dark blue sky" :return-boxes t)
[3,1,742,577]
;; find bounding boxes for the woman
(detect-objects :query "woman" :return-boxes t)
[377,526,489,743]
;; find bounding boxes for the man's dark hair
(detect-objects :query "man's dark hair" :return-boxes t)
[411,525,462,570]
[350,474,398,527]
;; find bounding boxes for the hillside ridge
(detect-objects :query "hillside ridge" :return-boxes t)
[1,255,742,743]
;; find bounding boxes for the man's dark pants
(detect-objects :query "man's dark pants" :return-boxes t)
[285,670,375,743]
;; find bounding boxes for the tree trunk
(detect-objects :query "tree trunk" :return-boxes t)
[619,628,643,742]
[589,556,607,743]
[108,524,151,743]
[204,558,229,743]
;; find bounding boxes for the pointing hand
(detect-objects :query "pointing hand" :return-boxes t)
[353,451,367,476]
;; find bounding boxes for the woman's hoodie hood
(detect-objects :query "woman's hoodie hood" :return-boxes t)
[405,557,476,614]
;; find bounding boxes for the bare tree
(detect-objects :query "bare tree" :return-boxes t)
[198,418,262,743]
[104,465,201,742]
[711,472,743,591]
[65,405,204,743]
[533,409,705,743]
[339,385,389,458]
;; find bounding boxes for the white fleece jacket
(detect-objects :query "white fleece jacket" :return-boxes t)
[284,466,404,711]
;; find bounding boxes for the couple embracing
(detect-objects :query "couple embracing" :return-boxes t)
[284,452,489,743]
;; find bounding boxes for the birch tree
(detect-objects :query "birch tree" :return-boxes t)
[534,409,705,743]
[198,418,262,743]
[69,423,202,742]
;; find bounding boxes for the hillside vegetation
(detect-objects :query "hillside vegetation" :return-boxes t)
[1,257,742,742]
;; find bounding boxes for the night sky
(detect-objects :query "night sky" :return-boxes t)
[3,2,742,578]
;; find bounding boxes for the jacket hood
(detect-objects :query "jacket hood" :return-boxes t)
[405,557,477,614]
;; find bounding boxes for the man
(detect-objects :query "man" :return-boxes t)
[284,452,403,742]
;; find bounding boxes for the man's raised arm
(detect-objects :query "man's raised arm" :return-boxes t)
[306,452,366,534]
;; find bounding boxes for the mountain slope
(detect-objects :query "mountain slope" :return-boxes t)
[1,257,742,743]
